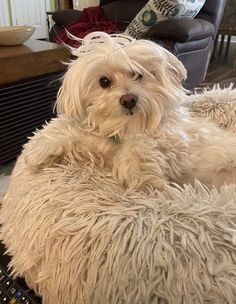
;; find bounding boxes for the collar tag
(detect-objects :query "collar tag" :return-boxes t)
[112,134,121,144]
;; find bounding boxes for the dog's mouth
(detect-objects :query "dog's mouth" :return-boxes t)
[123,106,138,116]
[124,109,134,116]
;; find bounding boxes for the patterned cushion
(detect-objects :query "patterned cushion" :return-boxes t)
[125,0,206,39]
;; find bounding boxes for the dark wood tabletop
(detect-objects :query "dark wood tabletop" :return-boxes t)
[0,39,70,85]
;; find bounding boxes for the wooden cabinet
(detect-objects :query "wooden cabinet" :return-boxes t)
[0,40,70,164]
[218,0,236,56]
[220,0,236,36]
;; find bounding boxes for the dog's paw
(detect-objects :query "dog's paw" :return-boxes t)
[113,164,167,192]
[112,135,168,191]
[24,145,64,173]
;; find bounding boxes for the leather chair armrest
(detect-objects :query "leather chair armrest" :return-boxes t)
[146,19,215,43]
[52,9,83,26]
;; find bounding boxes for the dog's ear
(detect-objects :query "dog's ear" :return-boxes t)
[149,45,187,88]
[55,66,85,118]
[133,40,186,92]
[162,48,187,86]
[137,41,187,109]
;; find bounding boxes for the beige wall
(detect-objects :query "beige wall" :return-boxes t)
[6,0,55,26]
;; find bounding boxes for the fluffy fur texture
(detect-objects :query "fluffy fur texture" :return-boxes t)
[1,33,236,303]
[187,84,236,132]
[1,154,236,304]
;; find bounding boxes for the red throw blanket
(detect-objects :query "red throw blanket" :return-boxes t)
[55,6,121,47]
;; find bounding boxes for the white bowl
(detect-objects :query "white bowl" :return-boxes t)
[0,26,36,46]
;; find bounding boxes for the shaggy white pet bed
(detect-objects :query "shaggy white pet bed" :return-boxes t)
[1,87,236,304]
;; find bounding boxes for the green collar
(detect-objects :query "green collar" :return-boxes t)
[111,134,121,144]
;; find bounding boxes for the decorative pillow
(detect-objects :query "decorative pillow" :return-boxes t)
[125,0,206,39]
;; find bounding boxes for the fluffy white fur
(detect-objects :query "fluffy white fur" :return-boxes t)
[23,32,236,191]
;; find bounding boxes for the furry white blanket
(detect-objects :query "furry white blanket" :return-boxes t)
[1,87,236,304]
[188,85,236,132]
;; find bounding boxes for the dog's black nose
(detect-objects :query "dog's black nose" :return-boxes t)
[120,94,138,110]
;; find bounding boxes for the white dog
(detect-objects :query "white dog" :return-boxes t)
[23,32,236,191]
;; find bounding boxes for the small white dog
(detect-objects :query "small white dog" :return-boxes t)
[24,32,236,191]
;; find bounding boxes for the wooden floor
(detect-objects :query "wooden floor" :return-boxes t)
[201,40,236,86]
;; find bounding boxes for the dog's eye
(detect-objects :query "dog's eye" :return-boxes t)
[99,76,111,88]
[129,72,143,80]
[129,71,136,78]
[137,73,143,80]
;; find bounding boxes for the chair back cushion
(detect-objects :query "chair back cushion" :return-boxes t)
[102,0,147,23]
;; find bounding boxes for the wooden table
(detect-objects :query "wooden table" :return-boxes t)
[0,40,70,164]
[0,39,69,85]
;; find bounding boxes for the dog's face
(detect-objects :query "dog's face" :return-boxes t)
[56,33,186,137]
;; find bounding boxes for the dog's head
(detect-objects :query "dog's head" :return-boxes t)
[56,32,186,137]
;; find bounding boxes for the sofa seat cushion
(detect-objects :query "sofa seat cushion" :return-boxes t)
[155,37,211,56]
[172,37,212,54]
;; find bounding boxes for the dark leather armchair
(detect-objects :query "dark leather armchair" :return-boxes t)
[50,0,226,90]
